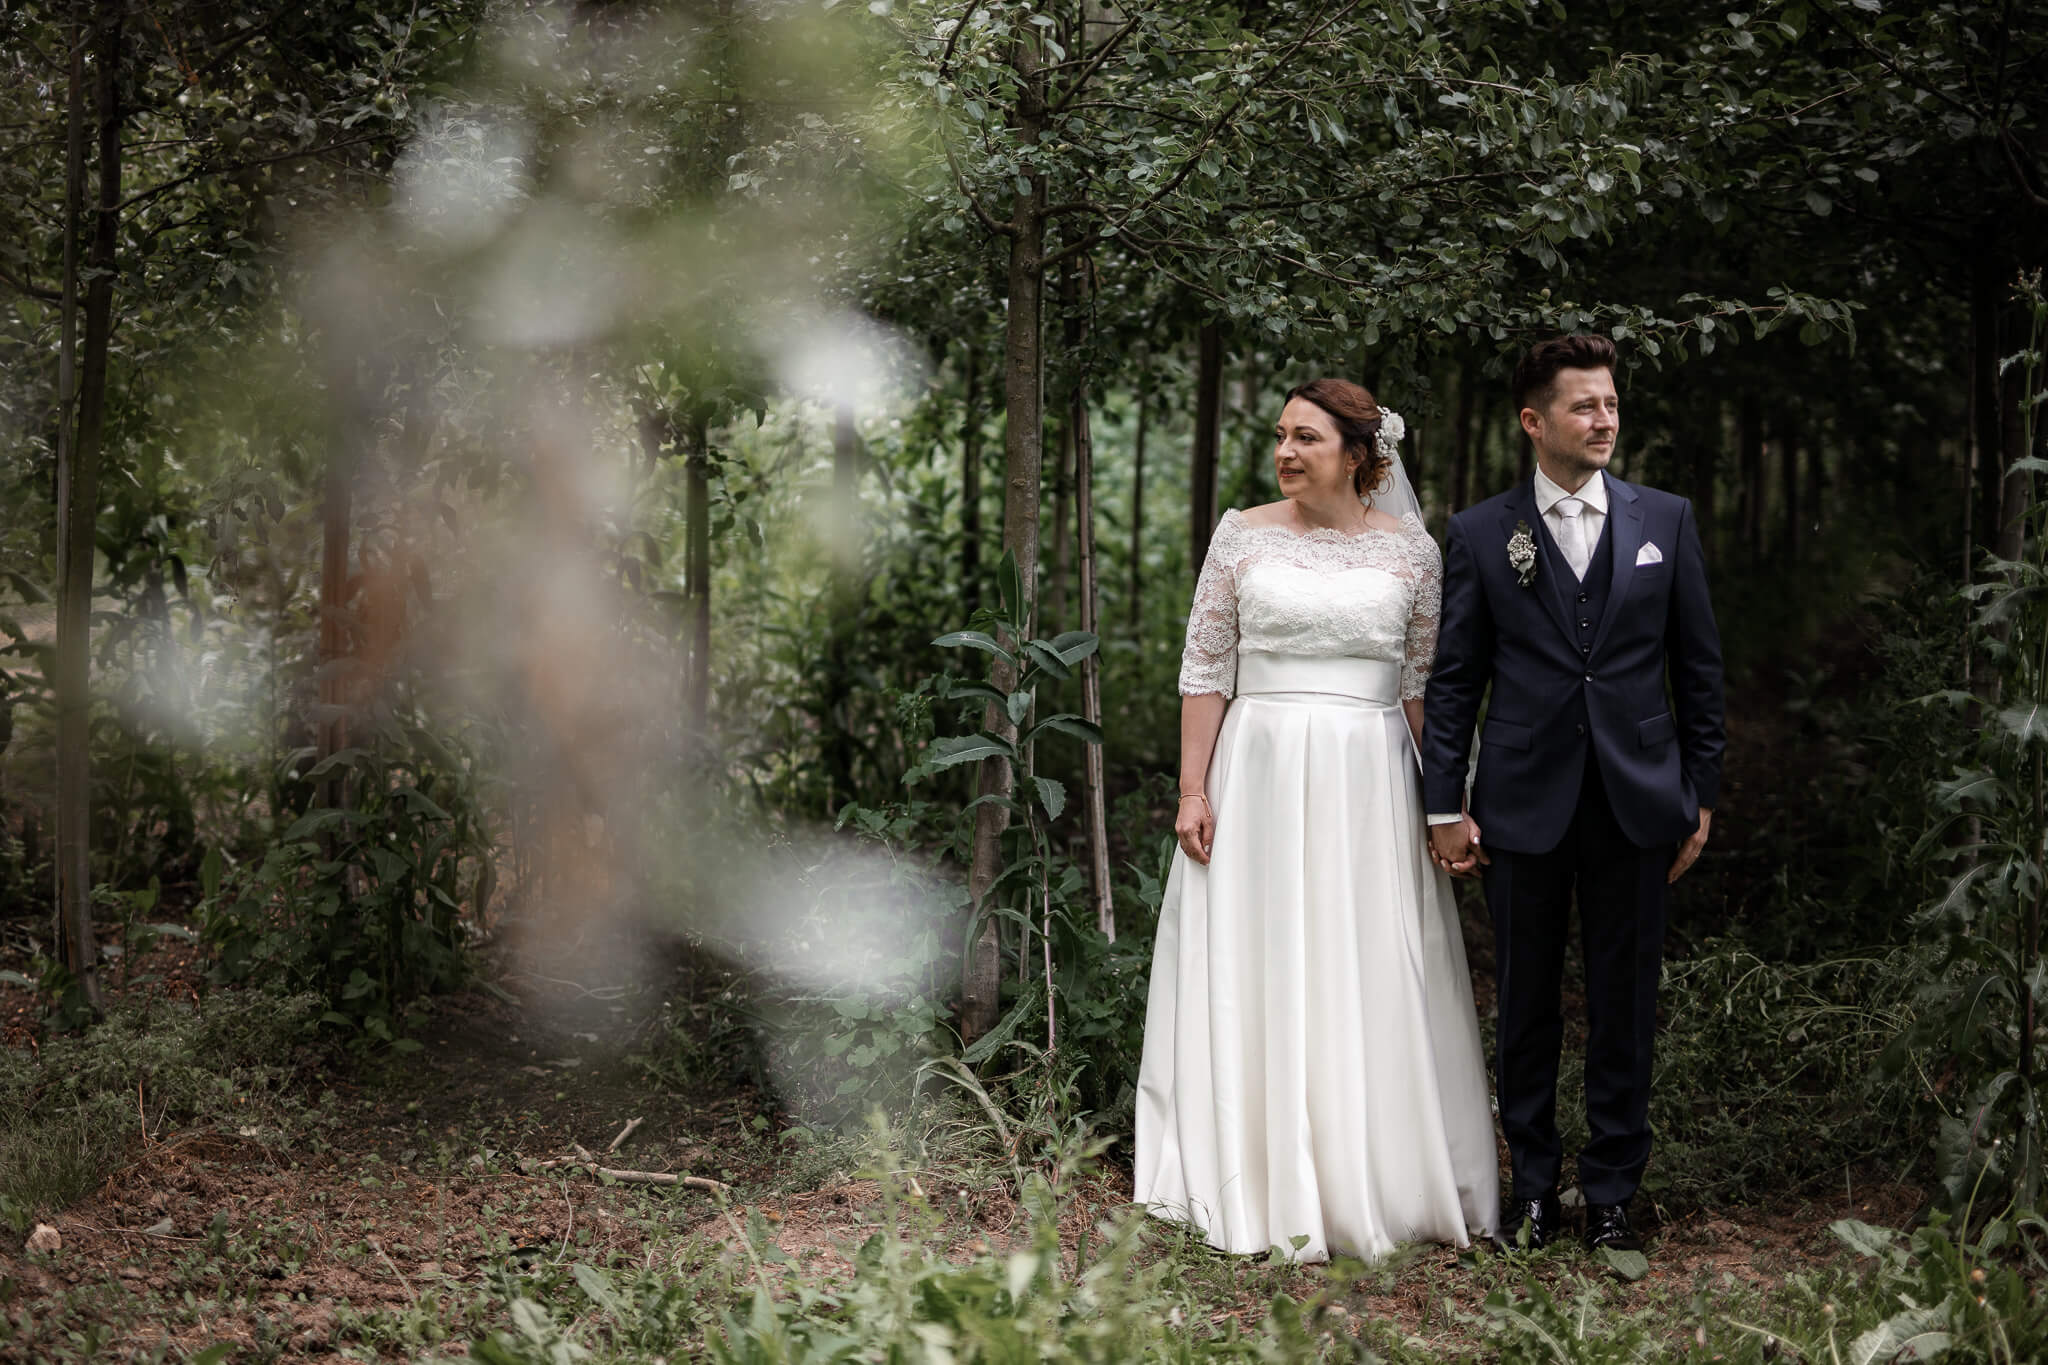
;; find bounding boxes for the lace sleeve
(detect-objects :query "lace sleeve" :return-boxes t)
[1178,513,1244,698]
[1401,520,1443,700]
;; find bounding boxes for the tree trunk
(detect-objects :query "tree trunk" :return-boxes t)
[961,343,982,614]
[54,5,120,1016]
[1050,406,1071,632]
[1128,373,1147,637]
[1067,268,1113,942]
[961,34,1047,1043]
[1974,254,2004,559]
[1234,353,1266,508]
[1996,304,2030,566]
[832,402,859,532]
[1805,416,1826,543]
[317,405,356,815]
[1190,321,1222,574]
[825,404,861,808]
[1777,407,1801,562]
[1448,361,1476,515]
[1738,395,1765,563]
[684,414,712,749]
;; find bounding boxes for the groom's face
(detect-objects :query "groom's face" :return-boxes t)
[1523,366,1619,483]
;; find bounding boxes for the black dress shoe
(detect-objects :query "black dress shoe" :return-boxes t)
[1584,1202,1644,1253]
[1497,1192,1564,1251]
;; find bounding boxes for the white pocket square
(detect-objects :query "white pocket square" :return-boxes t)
[1635,542,1664,566]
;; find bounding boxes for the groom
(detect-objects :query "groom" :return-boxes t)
[1421,334,1724,1256]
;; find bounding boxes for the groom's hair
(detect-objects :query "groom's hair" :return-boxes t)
[1511,333,1619,416]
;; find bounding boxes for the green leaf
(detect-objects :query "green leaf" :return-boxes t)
[922,733,1015,769]
[572,1262,626,1316]
[935,679,1007,707]
[961,983,1043,1066]
[303,747,371,779]
[1034,776,1066,821]
[1047,630,1099,664]
[281,808,353,842]
[201,844,224,901]
[997,551,1027,626]
[1847,1307,1950,1365]
[1830,1219,1902,1260]
[1998,703,2048,746]
[2,571,50,604]
[932,630,1014,664]
[1027,713,1104,746]
[1020,641,1072,680]
[1006,689,1033,728]
[1595,1245,1648,1282]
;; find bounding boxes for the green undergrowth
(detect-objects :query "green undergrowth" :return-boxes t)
[0,988,321,1223]
[437,1176,2048,1365]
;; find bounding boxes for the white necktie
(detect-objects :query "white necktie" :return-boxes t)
[1556,497,1590,580]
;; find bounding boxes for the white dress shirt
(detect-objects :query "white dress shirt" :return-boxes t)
[1533,465,1607,581]
[1426,468,1608,827]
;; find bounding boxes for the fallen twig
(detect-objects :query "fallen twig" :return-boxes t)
[604,1116,645,1155]
[61,1218,203,1243]
[532,1156,731,1193]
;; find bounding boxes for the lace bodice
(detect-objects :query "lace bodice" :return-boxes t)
[1178,508,1442,701]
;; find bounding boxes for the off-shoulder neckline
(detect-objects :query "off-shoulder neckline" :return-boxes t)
[1220,507,1425,542]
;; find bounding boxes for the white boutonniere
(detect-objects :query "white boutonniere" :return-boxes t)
[1508,520,1537,588]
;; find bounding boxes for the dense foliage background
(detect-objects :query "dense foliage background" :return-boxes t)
[4,0,2048,1357]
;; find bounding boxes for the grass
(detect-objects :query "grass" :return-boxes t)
[0,935,2030,1363]
[0,989,322,1219]
[6,1128,2027,1364]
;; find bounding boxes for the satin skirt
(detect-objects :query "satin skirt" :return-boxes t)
[1133,654,1501,1262]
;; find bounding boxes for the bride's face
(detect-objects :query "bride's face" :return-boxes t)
[1274,398,1358,502]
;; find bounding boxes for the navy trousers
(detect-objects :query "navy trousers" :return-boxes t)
[1484,755,1673,1206]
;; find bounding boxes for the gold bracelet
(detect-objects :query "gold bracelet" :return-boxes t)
[1177,793,1209,805]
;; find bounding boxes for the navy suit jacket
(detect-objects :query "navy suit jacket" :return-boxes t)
[1421,472,1725,855]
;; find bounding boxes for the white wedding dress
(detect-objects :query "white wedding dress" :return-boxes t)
[1133,508,1500,1262]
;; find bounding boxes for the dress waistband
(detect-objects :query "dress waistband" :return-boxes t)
[1236,654,1402,706]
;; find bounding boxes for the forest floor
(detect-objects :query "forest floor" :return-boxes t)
[0,585,1951,1360]
[0,912,1930,1363]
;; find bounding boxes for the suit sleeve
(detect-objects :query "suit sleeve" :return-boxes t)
[1421,512,1494,816]
[1666,498,1725,809]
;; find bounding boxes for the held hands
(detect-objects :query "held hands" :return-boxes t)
[1176,792,1215,865]
[1428,813,1489,879]
[1668,808,1712,884]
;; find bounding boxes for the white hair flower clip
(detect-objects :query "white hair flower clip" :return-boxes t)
[1376,410,1406,462]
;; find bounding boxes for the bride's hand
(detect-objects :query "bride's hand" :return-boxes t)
[1176,793,1215,865]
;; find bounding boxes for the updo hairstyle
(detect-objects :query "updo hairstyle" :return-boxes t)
[1283,378,1388,501]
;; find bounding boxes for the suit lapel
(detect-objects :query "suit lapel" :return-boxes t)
[1588,472,1642,661]
[1499,480,1575,647]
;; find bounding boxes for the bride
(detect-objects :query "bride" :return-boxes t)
[1133,377,1500,1262]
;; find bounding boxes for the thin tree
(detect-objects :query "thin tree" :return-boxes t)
[53,3,121,1015]
[1067,265,1113,940]
[1190,321,1222,574]
[961,342,982,614]
[1127,361,1147,637]
[958,24,1048,1043]
[684,412,713,750]
[1777,407,1801,562]
[1448,361,1476,516]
